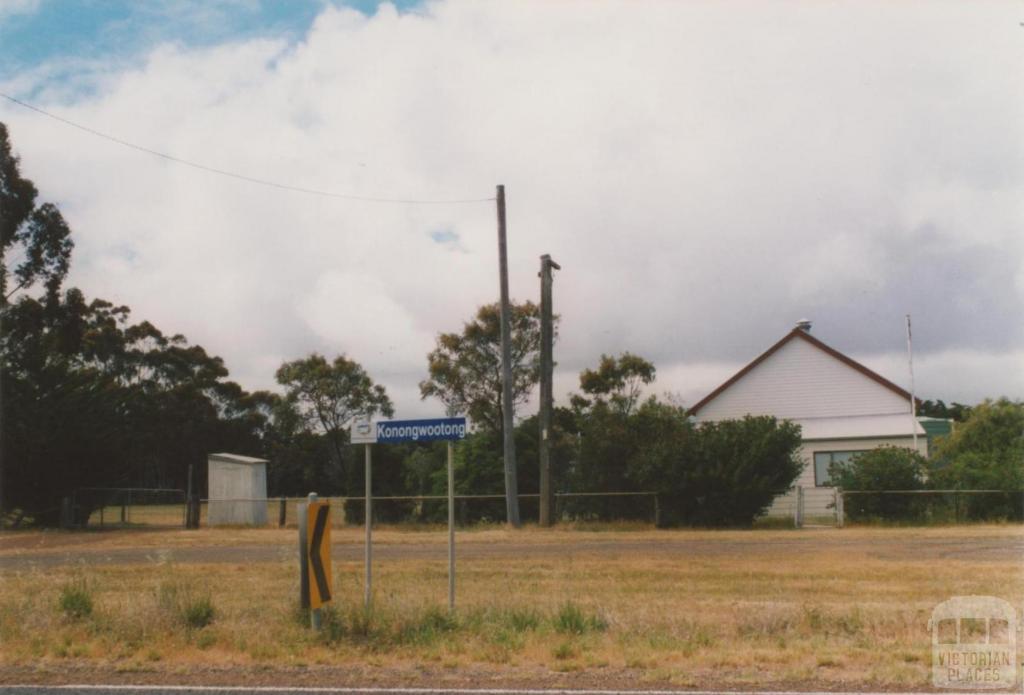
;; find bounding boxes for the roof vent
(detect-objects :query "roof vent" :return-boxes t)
[795,318,812,332]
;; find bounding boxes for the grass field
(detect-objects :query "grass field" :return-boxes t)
[0,523,1021,689]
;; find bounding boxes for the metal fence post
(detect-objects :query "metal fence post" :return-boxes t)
[278,498,287,527]
[794,483,802,528]
[836,490,844,528]
[298,497,310,610]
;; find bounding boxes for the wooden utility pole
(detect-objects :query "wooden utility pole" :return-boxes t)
[496,185,520,527]
[906,314,918,451]
[538,254,560,527]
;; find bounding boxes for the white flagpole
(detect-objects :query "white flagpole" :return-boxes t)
[906,314,918,451]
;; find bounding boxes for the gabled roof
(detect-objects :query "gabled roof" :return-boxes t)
[688,328,919,416]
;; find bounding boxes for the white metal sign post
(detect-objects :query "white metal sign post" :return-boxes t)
[351,421,375,609]
[364,443,372,609]
[447,440,455,612]
[351,417,467,612]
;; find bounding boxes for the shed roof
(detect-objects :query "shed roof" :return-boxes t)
[919,417,954,437]
[209,453,268,465]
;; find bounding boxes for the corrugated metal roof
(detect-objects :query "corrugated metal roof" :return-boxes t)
[795,413,925,440]
[919,417,953,438]
[209,452,268,465]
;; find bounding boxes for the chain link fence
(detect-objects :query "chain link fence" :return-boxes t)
[197,492,661,528]
[64,487,1020,529]
[837,489,1024,526]
[65,488,187,528]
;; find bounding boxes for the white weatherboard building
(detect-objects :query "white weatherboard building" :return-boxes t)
[689,321,926,520]
[207,453,268,526]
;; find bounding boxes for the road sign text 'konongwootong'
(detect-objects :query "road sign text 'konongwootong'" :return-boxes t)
[351,417,467,444]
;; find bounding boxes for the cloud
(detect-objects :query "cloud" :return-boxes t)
[297,270,436,377]
[0,0,40,20]
[859,349,1024,407]
[1,0,1021,418]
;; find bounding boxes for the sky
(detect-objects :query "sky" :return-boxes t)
[1,0,1022,420]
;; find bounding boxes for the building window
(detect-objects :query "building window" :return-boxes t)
[813,450,868,487]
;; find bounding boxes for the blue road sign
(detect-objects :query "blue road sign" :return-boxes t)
[375,417,467,443]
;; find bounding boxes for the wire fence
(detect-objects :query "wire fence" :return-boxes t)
[837,489,1024,526]
[65,488,187,529]
[60,489,659,529]
[198,492,661,529]
[61,487,1024,529]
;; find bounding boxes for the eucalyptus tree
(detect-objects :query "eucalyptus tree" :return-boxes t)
[275,353,394,492]
[1,122,73,306]
[577,352,656,416]
[419,301,549,436]
[1,122,266,524]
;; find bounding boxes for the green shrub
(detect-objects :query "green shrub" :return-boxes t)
[58,579,93,620]
[628,411,804,526]
[929,399,1024,521]
[830,447,928,522]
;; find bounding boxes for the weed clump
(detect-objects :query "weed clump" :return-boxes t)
[552,641,578,660]
[396,606,457,646]
[182,596,215,629]
[157,579,215,629]
[346,605,375,640]
[58,579,93,620]
[503,607,541,632]
[318,605,347,643]
[553,601,607,635]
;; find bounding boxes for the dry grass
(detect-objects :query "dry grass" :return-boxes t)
[3,518,1017,552]
[0,524,1021,688]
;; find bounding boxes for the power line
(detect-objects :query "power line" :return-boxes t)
[0,92,495,205]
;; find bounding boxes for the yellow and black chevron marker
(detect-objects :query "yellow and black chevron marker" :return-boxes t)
[306,501,332,609]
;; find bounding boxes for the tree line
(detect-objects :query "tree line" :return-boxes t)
[0,123,805,527]
[2,122,1017,528]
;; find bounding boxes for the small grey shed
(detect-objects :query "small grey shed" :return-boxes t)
[207,453,268,526]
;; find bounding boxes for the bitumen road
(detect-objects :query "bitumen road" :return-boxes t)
[0,688,1010,695]
[2,532,1020,569]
